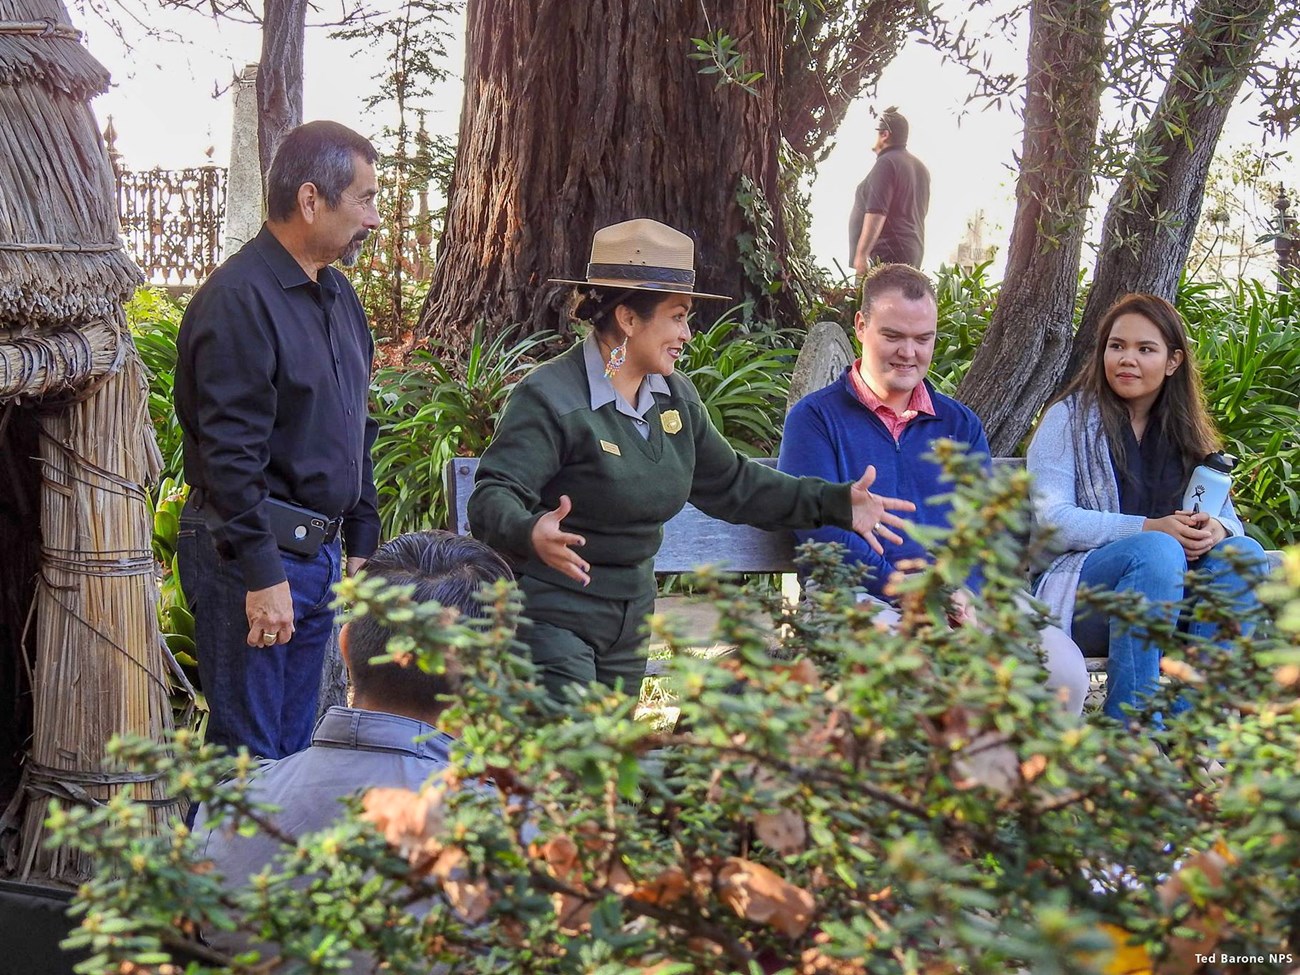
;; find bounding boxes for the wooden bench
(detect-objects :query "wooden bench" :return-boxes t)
[443,455,1076,681]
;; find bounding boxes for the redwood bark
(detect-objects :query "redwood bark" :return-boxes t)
[956,0,1106,454]
[256,0,307,179]
[1068,0,1275,382]
[417,0,798,351]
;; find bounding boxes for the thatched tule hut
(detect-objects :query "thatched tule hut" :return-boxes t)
[0,0,173,882]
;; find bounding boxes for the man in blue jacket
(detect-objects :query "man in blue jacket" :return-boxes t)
[779,263,1087,714]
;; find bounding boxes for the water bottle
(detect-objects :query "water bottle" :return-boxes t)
[1182,452,1236,515]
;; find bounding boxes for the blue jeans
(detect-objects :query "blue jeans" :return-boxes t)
[178,505,341,759]
[1073,532,1268,726]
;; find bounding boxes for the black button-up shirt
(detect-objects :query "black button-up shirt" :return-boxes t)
[176,225,380,590]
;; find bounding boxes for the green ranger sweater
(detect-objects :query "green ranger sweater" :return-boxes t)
[468,343,854,600]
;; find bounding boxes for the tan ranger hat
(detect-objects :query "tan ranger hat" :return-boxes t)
[551,218,730,300]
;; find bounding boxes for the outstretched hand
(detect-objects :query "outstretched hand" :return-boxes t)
[531,495,590,586]
[849,465,915,555]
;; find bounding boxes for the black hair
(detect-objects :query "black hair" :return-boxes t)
[265,120,379,222]
[1052,292,1219,474]
[347,530,513,713]
[878,106,910,146]
[569,287,676,337]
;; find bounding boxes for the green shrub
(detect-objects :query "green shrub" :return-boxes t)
[127,288,187,485]
[930,261,998,395]
[1179,279,1300,548]
[369,324,554,535]
[678,313,800,456]
[48,450,1300,974]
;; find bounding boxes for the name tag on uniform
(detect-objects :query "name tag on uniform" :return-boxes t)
[600,439,621,456]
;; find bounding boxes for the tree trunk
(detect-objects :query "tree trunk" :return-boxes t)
[256,0,307,179]
[1068,0,1275,381]
[956,0,1106,454]
[416,0,799,353]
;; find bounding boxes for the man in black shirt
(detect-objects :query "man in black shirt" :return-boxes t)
[176,120,381,759]
[848,107,931,273]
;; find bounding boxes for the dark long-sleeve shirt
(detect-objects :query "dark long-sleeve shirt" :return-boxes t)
[176,225,380,590]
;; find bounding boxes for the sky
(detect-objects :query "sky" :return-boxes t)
[83,2,1297,284]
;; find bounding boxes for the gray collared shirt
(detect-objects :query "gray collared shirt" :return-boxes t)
[582,332,670,440]
[195,707,532,969]
[196,706,454,882]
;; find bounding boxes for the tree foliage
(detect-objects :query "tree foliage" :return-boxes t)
[49,449,1300,974]
[953,0,1300,451]
[1067,0,1287,385]
[953,0,1107,456]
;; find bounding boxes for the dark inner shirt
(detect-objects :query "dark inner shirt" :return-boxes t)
[1110,413,1188,518]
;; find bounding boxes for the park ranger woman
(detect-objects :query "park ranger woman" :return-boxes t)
[469,218,914,702]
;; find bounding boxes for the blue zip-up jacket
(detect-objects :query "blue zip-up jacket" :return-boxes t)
[778,369,990,600]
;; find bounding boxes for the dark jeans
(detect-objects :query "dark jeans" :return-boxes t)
[178,506,341,759]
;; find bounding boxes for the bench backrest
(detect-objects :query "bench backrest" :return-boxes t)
[445,457,797,574]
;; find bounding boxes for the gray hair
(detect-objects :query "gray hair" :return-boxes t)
[266,120,378,222]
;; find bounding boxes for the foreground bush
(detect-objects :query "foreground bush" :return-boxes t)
[50,449,1300,974]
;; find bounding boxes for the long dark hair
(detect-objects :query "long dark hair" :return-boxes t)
[1054,293,1219,472]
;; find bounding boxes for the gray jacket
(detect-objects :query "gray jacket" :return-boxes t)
[1025,395,1242,635]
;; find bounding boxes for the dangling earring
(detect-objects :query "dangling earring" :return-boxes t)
[604,339,627,379]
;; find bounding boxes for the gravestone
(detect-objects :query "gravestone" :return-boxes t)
[787,320,854,411]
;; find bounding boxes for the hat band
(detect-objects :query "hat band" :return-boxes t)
[587,262,695,286]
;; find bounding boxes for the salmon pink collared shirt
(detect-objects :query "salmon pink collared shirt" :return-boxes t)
[846,358,935,441]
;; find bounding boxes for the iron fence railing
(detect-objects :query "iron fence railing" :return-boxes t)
[114,165,226,287]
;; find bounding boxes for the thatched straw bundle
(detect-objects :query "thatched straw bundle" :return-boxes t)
[0,319,122,398]
[0,0,171,883]
[0,0,142,330]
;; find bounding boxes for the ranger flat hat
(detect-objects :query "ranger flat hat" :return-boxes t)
[551,218,731,300]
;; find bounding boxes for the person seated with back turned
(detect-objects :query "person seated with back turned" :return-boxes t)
[779,263,1088,715]
[194,529,513,898]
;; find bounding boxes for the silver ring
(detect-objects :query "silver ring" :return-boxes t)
[870,522,880,532]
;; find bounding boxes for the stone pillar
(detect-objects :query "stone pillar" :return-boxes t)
[1275,188,1297,294]
[222,64,264,259]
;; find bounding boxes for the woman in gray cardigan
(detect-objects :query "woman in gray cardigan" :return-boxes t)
[1026,293,1268,728]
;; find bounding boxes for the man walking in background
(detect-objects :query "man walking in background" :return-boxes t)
[176,120,382,760]
[849,106,931,273]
